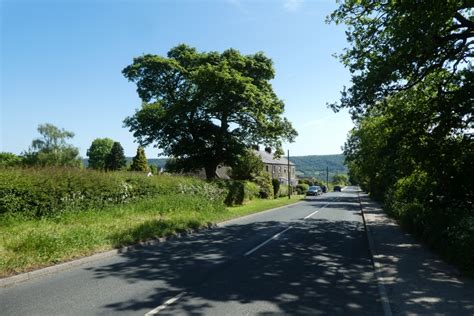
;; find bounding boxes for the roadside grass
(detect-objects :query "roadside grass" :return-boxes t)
[0,195,303,278]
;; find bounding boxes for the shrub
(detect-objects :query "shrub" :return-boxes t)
[296,183,309,195]
[254,173,274,199]
[272,178,280,197]
[215,180,260,206]
[0,168,226,218]
[385,170,474,274]
[278,184,288,198]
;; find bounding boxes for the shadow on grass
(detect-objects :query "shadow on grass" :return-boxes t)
[109,218,207,248]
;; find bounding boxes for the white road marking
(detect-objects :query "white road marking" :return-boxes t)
[304,210,319,219]
[144,197,335,315]
[145,291,187,315]
[358,192,393,316]
[244,226,293,256]
[303,203,329,219]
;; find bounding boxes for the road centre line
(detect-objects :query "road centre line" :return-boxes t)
[145,200,330,314]
[244,226,293,256]
[145,291,187,316]
[303,203,329,220]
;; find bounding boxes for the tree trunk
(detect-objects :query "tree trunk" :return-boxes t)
[204,163,218,180]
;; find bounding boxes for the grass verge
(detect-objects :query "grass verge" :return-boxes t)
[0,195,303,278]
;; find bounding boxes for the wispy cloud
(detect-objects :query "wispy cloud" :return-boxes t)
[283,0,305,12]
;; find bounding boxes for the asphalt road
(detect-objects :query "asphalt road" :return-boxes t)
[1,187,383,315]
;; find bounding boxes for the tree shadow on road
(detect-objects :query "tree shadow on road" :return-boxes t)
[87,197,384,315]
[360,197,474,315]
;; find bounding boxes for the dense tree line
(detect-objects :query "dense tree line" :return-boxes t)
[330,1,473,273]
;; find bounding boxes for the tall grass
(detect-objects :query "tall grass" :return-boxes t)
[0,195,302,277]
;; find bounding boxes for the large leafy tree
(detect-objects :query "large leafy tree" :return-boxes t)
[23,123,82,167]
[123,45,297,179]
[329,0,473,123]
[105,142,126,171]
[332,1,474,273]
[86,138,114,170]
[230,149,264,180]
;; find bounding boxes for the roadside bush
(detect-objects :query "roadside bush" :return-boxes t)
[0,168,226,217]
[278,184,288,198]
[296,183,309,195]
[385,170,474,274]
[254,173,274,199]
[215,180,260,206]
[272,178,280,197]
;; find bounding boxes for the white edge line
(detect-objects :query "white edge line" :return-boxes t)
[358,192,392,316]
[244,226,293,256]
[145,291,187,316]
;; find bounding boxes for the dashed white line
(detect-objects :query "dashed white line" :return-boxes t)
[145,199,333,315]
[244,226,293,256]
[145,291,187,316]
[303,203,329,219]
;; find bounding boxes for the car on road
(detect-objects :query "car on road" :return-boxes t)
[306,186,322,196]
[334,185,342,192]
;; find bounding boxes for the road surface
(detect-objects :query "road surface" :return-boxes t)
[1,187,384,315]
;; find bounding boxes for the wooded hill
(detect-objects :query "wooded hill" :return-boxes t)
[289,154,347,179]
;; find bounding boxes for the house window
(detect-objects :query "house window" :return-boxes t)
[266,166,269,172]
[279,166,281,172]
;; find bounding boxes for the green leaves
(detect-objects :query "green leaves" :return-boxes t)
[86,138,114,170]
[23,123,82,168]
[329,1,473,115]
[123,45,297,178]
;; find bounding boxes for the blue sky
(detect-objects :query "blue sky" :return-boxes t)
[1,0,352,158]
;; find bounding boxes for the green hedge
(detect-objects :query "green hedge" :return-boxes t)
[296,183,309,195]
[0,168,226,217]
[216,180,260,206]
[385,170,474,274]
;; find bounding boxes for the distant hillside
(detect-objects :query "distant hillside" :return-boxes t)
[290,154,347,180]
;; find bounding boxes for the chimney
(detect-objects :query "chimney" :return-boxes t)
[265,147,272,154]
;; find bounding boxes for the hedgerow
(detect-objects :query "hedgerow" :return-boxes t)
[0,168,226,217]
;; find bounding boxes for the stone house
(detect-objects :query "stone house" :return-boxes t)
[254,147,297,185]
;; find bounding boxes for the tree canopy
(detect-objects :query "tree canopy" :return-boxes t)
[86,138,114,170]
[328,0,473,121]
[23,123,82,167]
[123,44,297,179]
[130,147,149,172]
[105,142,126,171]
[331,1,474,273]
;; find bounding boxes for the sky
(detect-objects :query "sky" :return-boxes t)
[1,0,353,158]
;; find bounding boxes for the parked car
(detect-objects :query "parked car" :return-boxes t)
[334,185,342,192]
[306,186,322,196]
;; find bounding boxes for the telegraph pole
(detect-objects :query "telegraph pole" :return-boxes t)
[326,166,329,189]
[287,150,291,199]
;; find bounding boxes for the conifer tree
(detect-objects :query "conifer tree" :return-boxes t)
[105,142,126,171]
[130,147,149,172]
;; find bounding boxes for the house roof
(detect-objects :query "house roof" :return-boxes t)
[254,150,295,166]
